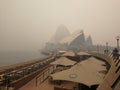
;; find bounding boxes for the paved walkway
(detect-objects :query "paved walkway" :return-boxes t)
[18,77,76,90]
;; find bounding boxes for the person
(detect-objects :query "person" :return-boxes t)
[104,49,109,54]
[112,48,119,60]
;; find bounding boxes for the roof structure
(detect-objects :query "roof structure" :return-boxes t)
[51,57,106,87]
[62,51,76,57]
[60,30,84,45]
[86,35,93,46]
[77,52,91,56]
[50,57,76,66]
[50,25,70,43]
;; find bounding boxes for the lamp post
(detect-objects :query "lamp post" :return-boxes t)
[116,36,120,52]
[105,42,109,54]
[106,42,108,50]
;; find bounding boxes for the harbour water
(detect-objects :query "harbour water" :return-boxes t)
[0,51,46,67]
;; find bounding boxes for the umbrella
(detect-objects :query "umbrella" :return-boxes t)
[51,57,106,87]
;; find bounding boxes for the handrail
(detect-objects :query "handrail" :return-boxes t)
[35,65,55,86]
[91,52,120,90]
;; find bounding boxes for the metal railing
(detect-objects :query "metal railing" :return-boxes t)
[35,65,56,86]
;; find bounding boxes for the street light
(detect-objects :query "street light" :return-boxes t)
[105,42,109,54]
[116,36,120,52]
[106,42,108,50]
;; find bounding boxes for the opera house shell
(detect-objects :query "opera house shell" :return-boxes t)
[41,25,93,55]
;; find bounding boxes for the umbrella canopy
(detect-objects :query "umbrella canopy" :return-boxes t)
[58,50,66,54]
[51,57,106,87]
[77,52,91,56]
[62,51,76,57]
[50,57,76,66]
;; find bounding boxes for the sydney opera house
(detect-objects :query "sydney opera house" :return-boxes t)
[41,25,93,55]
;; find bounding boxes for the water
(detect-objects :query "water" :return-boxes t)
[0,51,46,67]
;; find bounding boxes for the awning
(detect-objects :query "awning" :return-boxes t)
[77,52,91,56]
[62,51,76,57]
[58,50,66,54]
[51,57,106,87]
[50,57,76,66]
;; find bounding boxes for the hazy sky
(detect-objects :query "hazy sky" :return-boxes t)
[0,0,120,51]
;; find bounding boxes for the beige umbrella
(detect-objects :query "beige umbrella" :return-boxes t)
[77,52,91,56]
[51,57,106,87]
[62,51,76,57]
[50,57,76,66]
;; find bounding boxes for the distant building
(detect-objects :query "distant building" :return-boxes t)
[41,25,95,54]
[60,30,86,51]
[86,35,93,46]
[50,24,70,43]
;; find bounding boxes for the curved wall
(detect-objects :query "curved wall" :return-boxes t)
[91,52,120,90]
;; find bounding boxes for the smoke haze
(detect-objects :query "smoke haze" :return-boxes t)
[0,0,120,51]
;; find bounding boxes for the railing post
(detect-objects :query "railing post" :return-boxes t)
[36,77,38,87]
